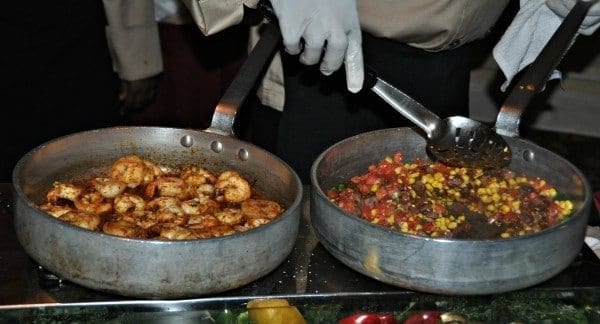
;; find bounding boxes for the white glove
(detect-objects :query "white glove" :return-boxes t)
[546,0,600,35]
[270,0,364,93]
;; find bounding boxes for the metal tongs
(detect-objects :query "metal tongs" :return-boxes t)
[366,0,596,169]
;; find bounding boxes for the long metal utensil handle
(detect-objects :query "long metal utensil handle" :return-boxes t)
[205,22,281,136]
[364,69,441,138]
[494,0,597,137]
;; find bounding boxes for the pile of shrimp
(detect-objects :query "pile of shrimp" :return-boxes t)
[39,155,284,240]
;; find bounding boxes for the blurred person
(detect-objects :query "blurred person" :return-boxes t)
[181,0,598,183]
[124,0,249,129]
[1,1,162,181]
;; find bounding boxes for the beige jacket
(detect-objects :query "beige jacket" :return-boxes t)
[102,0,163,81]
[180,1,511,110]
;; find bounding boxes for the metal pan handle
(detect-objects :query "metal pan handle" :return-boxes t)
[205,10,281,137]
[494,0,597,137]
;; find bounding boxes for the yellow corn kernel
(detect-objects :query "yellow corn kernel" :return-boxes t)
[425,183,433,191]
[387,215,394,225]
[371,183,379,192]
[511,201,521,211]
[557,200,573,216]
[492,193,501,202]
[500,232,510,238]
[385,156,393,163]
[400,222,409,232]
[448,221,457,229]
[500,205,511,213]
[540,188,557,197]
[487,204,496,212]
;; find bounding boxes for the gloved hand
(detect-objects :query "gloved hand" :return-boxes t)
[546,0,600,35]
[119,75,161,114]
[269,0,364,93]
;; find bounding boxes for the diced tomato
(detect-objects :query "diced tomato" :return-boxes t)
[327,189,339,199]
[422,222,435,234]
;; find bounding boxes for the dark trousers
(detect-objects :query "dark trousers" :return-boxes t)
[244,32,484,183]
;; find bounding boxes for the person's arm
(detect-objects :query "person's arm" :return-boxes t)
[180,0,260,35]
[546,0,600,35]
[102,0,163,112]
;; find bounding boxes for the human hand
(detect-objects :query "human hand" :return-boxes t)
[269,0,364,92]
[546,0,600,35]
[119,75,161,114]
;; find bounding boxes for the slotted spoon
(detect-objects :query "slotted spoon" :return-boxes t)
[364,70,511,169]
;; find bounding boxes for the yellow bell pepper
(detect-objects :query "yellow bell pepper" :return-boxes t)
[247,298,306,324]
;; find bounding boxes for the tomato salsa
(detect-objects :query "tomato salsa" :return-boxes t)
[327,152,573,239]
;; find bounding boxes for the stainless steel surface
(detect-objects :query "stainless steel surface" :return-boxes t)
[368,73,511,169]
[310,127,591,295]
[2,183,600,308]
[495,0,597,137]
[11,127,302,299]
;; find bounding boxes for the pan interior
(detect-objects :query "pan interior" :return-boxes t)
[14,126,301,212]
[313,128,590,235]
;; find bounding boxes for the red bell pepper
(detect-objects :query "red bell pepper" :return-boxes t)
[338,312,397,324]
[403,311,442,324]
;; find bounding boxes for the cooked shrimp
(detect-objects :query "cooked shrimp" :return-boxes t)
[46,182,82,204]
[138,210,188,229]
[241,199,283,219]
[215,171,251,203]
[147,197,184,215]
[180,166,216,197]
[103,217,147,238]
[74,192,113,214]
[58,211,102,231]
[156,224,195,240]
[114,193,146,213]
[181,196,219,215]
[145,176,191,200]
[214,208,244,226]
[187,214,219,230]
[40,203,72,218]
[109,155,157,188]
[245,217,270,229]
[192,183,216,198]
[143,158,165,177]
[90,177,127,198]
[181,166,216,186]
